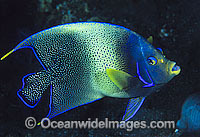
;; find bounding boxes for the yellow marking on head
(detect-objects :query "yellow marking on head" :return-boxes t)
[172,69,181,75]
[1,49,15,60]
[157,59,164,64]
[168,61,181,76]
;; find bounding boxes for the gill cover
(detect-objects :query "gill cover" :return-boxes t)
[1,36,33,61]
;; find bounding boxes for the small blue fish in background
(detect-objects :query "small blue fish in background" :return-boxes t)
[174,92,200,135]
[1,22,181,121]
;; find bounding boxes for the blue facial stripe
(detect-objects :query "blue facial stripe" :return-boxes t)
[143,68,154,88]
[136,62,154,88]
[137,62,149,85]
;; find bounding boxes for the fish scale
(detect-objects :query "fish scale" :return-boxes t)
[1,22,181,120]
[25,23,133,118]
[31,23,131,96]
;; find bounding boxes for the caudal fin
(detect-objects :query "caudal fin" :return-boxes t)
[17,70,52,108]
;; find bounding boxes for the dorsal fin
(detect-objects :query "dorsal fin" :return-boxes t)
[147,36,153,44]
[1,37,33,60]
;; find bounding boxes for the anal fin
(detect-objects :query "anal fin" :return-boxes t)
[122,97,145,121]
[47,79,103,119]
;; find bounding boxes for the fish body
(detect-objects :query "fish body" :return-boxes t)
[1,22,181,120]
[176,92,200,132]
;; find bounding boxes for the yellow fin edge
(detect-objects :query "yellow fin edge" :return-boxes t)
[1,49,15,60]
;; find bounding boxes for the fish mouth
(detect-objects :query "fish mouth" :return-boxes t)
[172,64,180,71]
[169,62,181,75]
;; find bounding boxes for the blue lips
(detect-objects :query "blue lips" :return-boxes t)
[172,64,180,71]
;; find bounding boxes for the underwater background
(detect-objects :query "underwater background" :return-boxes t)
[0,0,199,137]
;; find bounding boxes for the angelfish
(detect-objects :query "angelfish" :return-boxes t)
[1,22,181,121]
[176,92,200,133]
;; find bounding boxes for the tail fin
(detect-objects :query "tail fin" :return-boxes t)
[17,70,52,108]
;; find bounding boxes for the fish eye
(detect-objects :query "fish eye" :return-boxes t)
[157,48,164,54]
[147,56,157,65]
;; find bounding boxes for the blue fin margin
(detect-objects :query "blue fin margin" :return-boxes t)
[122,97,145,121]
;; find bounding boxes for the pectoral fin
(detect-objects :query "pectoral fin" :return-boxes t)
[106,69,135,90]
[122,97,145,121]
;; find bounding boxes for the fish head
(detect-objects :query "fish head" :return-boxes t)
[131,35,181,86]
[176,119,187,130]
[142,46,181,85]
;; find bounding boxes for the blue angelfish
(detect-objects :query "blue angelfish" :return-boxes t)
[176,92,200,133]
[1,22,181,121]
